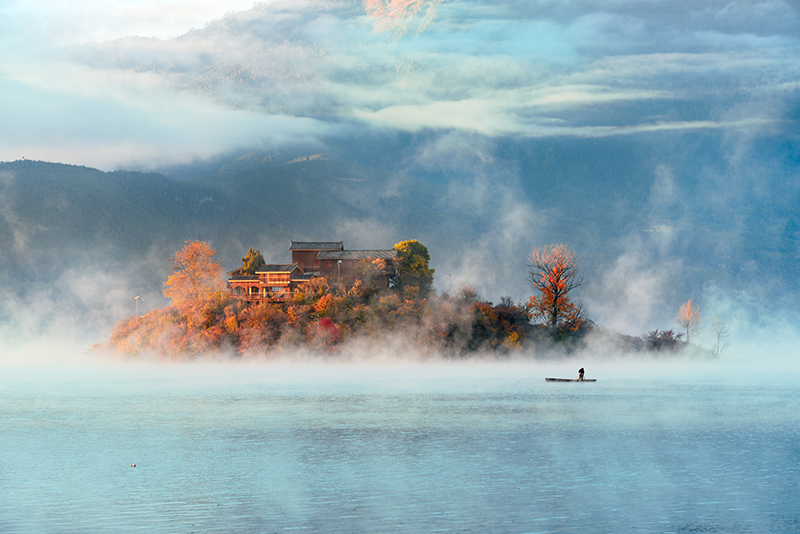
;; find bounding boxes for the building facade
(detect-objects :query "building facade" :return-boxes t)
[227,263,311,303]
[289,241,343,275]
[227,241,398,303]
[317,249,397,286]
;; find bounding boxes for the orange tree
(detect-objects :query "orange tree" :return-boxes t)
[163,240,225,305]
[526,244,584,334]
[676,298,701,343]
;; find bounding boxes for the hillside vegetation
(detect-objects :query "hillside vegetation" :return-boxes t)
[103,241,713,360]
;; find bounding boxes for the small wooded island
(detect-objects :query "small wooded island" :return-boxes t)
[105,240,720,359]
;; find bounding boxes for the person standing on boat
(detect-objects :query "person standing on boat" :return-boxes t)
[578,368,585,381]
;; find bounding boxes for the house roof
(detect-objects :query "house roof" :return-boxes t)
[290,241,343,251]
[317,249,397,260]
[255,263,301,273]
[228,274,259,281]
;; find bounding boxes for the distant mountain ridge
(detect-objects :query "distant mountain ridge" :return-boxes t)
[0,155,443,288]
[0,159,227,253]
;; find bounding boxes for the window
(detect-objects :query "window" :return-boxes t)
[266,273,290,285]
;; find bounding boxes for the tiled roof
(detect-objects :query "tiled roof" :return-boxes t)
[255,263,300,273]
[317,250,397,260]
[228,275,259,281]
[290,241,343,251]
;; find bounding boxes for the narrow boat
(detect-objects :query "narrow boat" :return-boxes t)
[545,378,597,382]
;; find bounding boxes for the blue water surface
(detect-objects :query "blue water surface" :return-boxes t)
[1,361,798,533]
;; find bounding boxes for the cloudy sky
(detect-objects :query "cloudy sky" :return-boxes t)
[2,0,798,170]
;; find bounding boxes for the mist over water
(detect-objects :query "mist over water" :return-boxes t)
[2,354,799,533]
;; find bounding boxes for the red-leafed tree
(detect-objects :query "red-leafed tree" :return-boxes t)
[163,240,225,305]
[526,244,584,333]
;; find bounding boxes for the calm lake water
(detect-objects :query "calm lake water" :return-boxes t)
[1,359,799,534]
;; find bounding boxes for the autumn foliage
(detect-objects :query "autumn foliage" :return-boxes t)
[107,283,532,359]
[105,240,708,360]
[163,240,225,304]
[107,241,531,359]
[526,244,583,334]
[676,298,701,342]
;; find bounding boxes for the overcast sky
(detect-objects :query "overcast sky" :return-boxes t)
[2,0,798,169]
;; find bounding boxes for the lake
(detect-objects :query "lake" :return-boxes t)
[1,358,798,533]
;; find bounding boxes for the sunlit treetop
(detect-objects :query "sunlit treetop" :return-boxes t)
[163,240,225,305]
[393,239,434,292]
[241,247,266,276]
[676,298,701,343]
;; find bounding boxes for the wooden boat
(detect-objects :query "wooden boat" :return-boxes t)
[545,378,597,382]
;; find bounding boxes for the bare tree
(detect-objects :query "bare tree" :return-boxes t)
[713,316,729,356]
[527,244,584,333]
[676,298,701,343]
[457,283,479,304]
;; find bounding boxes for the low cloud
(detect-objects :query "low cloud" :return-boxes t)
[0,60,336,169]
[584,244,681,335]
[1,0,258,46]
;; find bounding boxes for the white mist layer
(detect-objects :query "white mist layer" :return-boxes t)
[1,341,796,388]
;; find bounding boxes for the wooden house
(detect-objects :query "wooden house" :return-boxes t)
[317,249,397,286]
[289,241,343,275]
[228,241,398,302]
[227,263,311,303]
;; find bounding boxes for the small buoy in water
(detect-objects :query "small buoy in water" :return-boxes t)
[130,464,136,467]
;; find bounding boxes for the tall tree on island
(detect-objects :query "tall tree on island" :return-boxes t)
[676,298,701,343]
[163,240,225,304]
[527,244,584,334]
[393,240,435,292]
[241,247,265,275]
